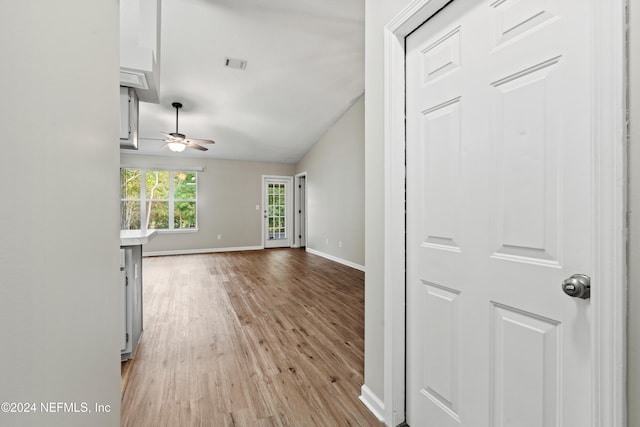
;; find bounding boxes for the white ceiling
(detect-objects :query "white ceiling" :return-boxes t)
[131,0,365,163]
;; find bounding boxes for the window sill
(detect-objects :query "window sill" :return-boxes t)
[121,228,198,235]
[155,228,199,234]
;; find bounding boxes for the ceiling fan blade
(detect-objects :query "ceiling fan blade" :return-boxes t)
[187,138,215,144]
[162,132,177,140]
[160,142,170,149]
[187,142,208,151]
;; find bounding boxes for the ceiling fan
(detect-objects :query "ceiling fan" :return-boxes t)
[162,102,215,152]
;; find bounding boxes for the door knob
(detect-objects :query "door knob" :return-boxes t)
[561,274,590,299]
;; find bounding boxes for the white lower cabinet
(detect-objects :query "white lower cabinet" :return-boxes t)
[120,249,127,352]
[121,245,143,360]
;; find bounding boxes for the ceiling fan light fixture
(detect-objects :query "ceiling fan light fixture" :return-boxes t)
[161,101,214,152]
[167,142,186,152]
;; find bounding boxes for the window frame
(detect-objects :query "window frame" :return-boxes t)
[120,168,199,233]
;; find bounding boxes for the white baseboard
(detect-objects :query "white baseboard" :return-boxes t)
[143,246,263,257]
[359,385,385,423]
[143,246,367,274]
[305,247,365,272]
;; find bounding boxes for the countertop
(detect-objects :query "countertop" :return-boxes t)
[120,229,158,246]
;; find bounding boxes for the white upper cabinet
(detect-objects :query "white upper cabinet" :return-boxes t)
[120,87,139,149]
[120,0,161,103]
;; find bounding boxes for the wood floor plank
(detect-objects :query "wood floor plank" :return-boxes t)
[121,248,381,427]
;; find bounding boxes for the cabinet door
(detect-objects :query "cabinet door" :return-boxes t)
[121,248,134,357]
[120,268,127,352]
[119,87,130,140]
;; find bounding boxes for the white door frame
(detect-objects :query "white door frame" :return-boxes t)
[294,172,308,249]
[382,1,627,426]
[262,175,294,249]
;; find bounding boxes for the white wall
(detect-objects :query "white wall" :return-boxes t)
[120,153,295,253]
[0,2,121,427]
[364,0,413,409]
[628,2,640,424]
[296,95,365,268]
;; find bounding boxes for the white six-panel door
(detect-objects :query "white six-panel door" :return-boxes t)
[406,0,593,425]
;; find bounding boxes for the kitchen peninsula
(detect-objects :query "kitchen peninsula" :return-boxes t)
[120,230,156,360]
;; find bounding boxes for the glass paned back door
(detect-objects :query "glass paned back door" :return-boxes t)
[268,182,286,240]
[264,177,291,248]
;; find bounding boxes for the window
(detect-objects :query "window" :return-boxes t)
[120,168,198,231]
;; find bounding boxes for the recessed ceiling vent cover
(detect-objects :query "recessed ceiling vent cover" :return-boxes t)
[224,57,247,70]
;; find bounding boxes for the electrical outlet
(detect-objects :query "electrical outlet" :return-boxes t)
[325,238,329,245]
[217,234,222,240]
[339,241,342,248]
[256,204,260,210]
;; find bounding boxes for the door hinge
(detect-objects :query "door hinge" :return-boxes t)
[299,235,302,239]
[125,276,129,287]
[126,333,129,343]
[298,209,302,214]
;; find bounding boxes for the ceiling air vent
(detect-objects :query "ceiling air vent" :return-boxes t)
[224,57,247,70]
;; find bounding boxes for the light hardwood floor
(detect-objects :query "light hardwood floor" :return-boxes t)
[121,248,381,426]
